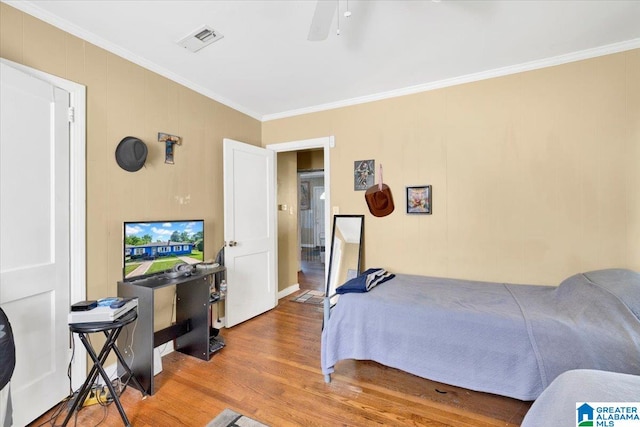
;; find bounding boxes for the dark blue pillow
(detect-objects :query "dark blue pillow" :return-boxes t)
[336,268,395,294]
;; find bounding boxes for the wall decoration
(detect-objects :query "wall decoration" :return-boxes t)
[158,132,182,164]
[300,181,311,210]
[115,136,147,172]
[354,159,375,191]
[406,185,432,214]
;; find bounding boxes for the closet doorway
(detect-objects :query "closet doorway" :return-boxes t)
[298,170,325,291]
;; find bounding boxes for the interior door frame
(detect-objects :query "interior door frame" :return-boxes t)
[266,136,334,287]
[1,58,87,389]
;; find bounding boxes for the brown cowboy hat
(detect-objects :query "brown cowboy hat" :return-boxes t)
[365,183,395,217]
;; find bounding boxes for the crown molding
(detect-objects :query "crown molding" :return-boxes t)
[262,38,640,122]
[4,0,263,121]
[6,1,639,124]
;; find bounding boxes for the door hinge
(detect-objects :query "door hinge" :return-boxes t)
[68,107,75,123]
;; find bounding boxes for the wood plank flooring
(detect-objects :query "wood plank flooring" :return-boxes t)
[31,267,531,426]
[298,259,325,292]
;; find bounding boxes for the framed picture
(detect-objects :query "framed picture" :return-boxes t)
[406,185,432,214]
[354,159,374,191]
[300,181,311,210]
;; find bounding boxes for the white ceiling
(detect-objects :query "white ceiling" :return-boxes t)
[8,0,640,121]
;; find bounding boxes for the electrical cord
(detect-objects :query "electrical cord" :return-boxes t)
[33,394,71,427]
[34,332,80,426]
[118,314,137,391]
[37,312,139,427]
[67,334,76,395]
[125,314,137,368]
[94,405,108,427]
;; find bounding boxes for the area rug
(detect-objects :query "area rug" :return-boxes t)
[291,289,324,305]
[206,408,268,427]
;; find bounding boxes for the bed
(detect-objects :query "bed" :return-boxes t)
[521,369,640,425]
[321,268,640,400]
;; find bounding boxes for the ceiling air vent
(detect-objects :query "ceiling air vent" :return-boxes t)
[176,25,224,53]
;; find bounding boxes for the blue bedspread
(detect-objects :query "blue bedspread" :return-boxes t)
[321,269,640,400]
[521,369,640,426]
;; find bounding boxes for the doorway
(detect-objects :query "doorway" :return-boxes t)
[298,170,325,292]
[266,136,333,297]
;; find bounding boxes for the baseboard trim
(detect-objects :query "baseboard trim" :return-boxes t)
[278,284,300,300]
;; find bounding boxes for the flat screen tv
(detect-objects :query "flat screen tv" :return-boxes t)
[123,219,204,282]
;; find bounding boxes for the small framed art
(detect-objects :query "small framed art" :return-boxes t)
[300,181,311,210]
[354,159,374,191]
[406,185,432,214]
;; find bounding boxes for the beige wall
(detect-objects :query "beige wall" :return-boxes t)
[297,149,324,170]
[279,158,327,292]
[264,49,640,286]
[3,1,639,295]
[629,52,640,269]
[276,152,298,291]
[278,159,326,292]
[1,4,261,321]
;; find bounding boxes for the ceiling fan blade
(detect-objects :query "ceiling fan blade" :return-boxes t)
[308,0,338,41]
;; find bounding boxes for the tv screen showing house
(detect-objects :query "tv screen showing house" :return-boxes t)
[123,220,204,281]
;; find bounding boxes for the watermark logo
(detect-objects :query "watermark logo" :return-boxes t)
[577,402,640,427]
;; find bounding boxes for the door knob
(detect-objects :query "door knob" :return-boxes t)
[227,241,238,247]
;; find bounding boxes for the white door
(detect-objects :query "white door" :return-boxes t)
[223,139,277,327]
[0,62,72,425]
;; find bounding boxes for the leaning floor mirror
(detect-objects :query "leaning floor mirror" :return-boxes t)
[325,215,364,307]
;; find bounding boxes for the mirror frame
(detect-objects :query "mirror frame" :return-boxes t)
[325,214,364,299]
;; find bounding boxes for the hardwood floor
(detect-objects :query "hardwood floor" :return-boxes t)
[31,271,531,427]
[298,259,325,292]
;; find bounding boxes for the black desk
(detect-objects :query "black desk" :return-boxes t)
[117,267,225,395]
[65,309,145,427]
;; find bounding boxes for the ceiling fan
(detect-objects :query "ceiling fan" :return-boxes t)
[307,0,442,41]
[307,0,351,41]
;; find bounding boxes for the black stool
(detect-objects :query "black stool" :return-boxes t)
[64,309,146,426]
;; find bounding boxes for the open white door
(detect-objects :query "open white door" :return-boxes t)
[223,139,277,327]
[0,62,72,425]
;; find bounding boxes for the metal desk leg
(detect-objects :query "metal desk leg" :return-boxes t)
[63,327,132,426]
